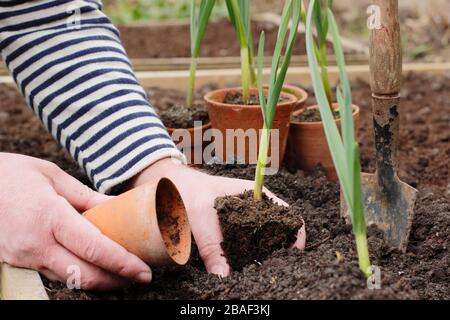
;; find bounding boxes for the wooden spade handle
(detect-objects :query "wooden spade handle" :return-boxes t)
[370,0,402,95]
[370,0,402,192]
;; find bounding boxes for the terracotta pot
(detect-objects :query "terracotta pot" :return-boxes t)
[281,85,308,111]
[167,123,212,166]
[83,178,191,266]
[204,88,297,164]
[263,85,308,112]
[285,104,360,181]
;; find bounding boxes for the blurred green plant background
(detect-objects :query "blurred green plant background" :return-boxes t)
[103,0,228,24]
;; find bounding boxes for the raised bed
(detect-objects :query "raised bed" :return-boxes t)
[0,68,448,300]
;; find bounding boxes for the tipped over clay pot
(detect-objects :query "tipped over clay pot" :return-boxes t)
[84,178,191,266]
[204,87,297,164]
[285,104,360,181]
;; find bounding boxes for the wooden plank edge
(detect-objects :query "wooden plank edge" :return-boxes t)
[135,62,450,90]
[0,62,448,87]
[0,263,48,300]
[0,62,448,88]
[0,62,450,90]
[0,54,369,76]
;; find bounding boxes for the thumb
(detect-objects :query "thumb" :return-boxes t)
[45,166,111,211]
[191,207,230,277]
[293,223,306,250]
[197,237,230,277]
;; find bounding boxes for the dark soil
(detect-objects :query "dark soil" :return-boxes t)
[222,91,287,105]
[146,87,211,129]
[119,19,333,59]
[159,104,209,129]
[156,205,181,248]
[215,190,303,271]
[223,92,261,105]
[1,72,448,300]
[292,107,340,122]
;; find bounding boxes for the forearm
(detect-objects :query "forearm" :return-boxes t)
[0,0,184,194]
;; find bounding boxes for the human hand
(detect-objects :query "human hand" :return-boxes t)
[0,153,153,291]
[132,158,306,277]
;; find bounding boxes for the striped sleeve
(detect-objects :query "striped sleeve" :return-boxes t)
[0,0,185,194]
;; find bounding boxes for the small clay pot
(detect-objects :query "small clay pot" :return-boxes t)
[204,87,297,164]
[263,85,308,112]
[168,123,212,165]
[83,178,191,266]
[285,104,360,181]
[280,85,308,111]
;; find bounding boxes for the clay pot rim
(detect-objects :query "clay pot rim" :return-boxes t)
[167,122,212,134]
[291,103,360,125]
[154,177,191,266]
[280,84,309,105]
[152,177,192,266]
[204,87,298,109]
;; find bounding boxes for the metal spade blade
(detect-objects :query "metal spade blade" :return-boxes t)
[341,0,418,252]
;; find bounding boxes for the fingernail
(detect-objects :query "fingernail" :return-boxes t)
[210,264,229,278]
[135,271,152,283]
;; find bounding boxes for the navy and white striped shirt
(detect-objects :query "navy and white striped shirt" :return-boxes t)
[0,0,184,193]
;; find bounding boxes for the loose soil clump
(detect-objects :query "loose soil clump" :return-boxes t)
[215,191,303,271]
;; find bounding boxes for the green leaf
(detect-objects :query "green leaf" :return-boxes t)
[191,0,215,58]
[320,2,329,47]
[267,0,293,103]
[328,8,354,177]
[268,0,301,123]
[306,0,352,208]
[352,143,365,231]
[313,0,323,41]
[313,41,324,65]
[226,0,255,91]
[328,8,351,107]
[227,0,247,47]
[225,0,237,28]
[190,0,196,54]
[188,0,215,106]
[257,31,267,126]
[240,0,252,45]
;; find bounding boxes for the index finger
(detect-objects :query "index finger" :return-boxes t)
[51,197,152,284]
